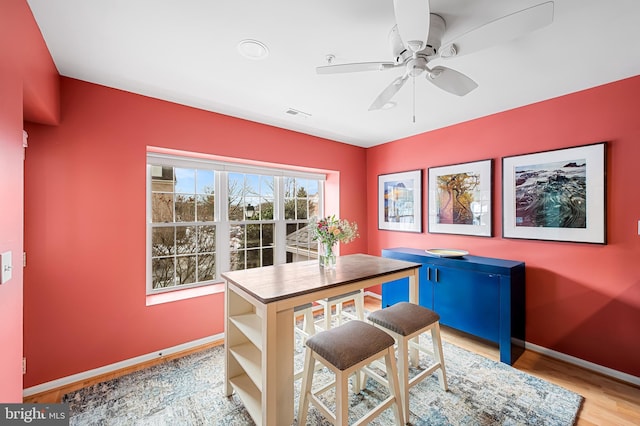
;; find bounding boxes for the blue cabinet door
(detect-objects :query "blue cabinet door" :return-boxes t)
[381,264,432,309]
[431,265,500,343]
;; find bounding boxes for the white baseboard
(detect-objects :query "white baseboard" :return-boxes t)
[364,291,381,300]
[525,341,640,387]
[23,333,224,397]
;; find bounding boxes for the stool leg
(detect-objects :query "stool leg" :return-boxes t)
[336,371,349,425]
[324,304,332,331]
[303,309,315,339]
[431,323,448,391]
[384,346,406,425]
[336,302,344,326]
[355,291,365,321]
[297,347,315,425]
[397,336,410,423]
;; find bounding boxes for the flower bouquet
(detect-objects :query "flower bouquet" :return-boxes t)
[311,215,359,268]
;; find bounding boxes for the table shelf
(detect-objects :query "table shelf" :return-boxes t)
[229,313,262,349]
[229,342,262,393]
[229,374,262,426]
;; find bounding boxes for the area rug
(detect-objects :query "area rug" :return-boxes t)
[64,328,583,425]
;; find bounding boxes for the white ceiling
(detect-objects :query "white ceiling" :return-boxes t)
[27,0,640,148]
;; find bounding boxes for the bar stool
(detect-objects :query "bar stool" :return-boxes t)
[367,302,448,422]
[294,303,317,380]
[315,289,365,331]
[297,320,404,426]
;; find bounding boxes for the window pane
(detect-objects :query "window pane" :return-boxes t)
[176,226,196,254]
[152,227,175,256]
[196,194,214,222]
[261,175,274,197]
[262,247,273,266]
[296,198,308,219]
[152,257,174,289]
[230,249,245,271]
[175,194,195,222]
[198,254,215,281]
[283,177,295,197]
[284,198,296,220]
[246,249,260,269]
[176,255,196,284]
[243,196,258,220]
[228,173,244,220]
[262,223,274,246]
[247,224,260,248]
[196,169,214,194]
[152,193,174,223]
[175,168,195,193]
[261,198,274,219]
[151,166,175,191]
[285,223,315,264]
[230,225,245,250]
[197,225,215,253]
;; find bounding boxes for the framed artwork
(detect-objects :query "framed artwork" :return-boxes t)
[378,170,423,233]
[428,159,493,237]
[502,142,606,244]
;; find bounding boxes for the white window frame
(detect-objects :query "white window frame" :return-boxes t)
[146,152,325,295]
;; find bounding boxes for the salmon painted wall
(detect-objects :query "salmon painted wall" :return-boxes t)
[23,77,367,387]
[0,0,59,401]
[367,75,640,377]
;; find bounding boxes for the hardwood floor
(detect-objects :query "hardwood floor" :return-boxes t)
[25,296,639,425]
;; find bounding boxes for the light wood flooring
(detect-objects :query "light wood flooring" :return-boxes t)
[25,296,639,425]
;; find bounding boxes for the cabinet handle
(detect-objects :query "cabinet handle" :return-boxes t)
[427,267,431,281]
[435,268,439,283]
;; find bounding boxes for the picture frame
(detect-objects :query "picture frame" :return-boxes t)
[378,170,423,233]
[428,159,493,237]
[502,142,606,244]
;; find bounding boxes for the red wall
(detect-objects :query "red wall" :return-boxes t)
[0,0,59,401]
[367,76,640,377]
[23,78,368,387]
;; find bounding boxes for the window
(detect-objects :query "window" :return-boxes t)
[150,166,216,291]
[228,172,275,271]
[284,177,320,263]
[147,154,324,294]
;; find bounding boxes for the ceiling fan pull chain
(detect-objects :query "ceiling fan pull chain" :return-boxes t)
[412,75,416,123]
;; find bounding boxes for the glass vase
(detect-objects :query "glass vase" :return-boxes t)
[319,241,337,269]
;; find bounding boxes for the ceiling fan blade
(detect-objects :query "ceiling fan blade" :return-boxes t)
[440,1,554,59]
[369,75,409,110]
[427,66,478,96]
[316,62,397,74]
[393,0,431,52]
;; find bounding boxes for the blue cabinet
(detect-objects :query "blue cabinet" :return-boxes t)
[381,247,525,365]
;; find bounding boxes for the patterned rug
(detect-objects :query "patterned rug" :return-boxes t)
[64,325,583,425]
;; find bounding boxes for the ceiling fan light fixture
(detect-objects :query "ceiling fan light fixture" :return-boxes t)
[237,39,269,60]
[440,44,457,59]
[382,101,397,110]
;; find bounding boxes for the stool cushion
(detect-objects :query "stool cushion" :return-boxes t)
[305,320,395,371]
[323,289,361,303]
[368,302,440,337]
[294,302,313,312]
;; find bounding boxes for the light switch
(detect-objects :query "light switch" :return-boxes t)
[1,251,12,284]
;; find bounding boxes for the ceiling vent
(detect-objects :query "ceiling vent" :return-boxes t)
[285,108,311,118]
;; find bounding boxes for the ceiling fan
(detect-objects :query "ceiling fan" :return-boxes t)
[317,1,555,111]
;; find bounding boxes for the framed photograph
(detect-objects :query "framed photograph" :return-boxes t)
[502,142,606,244]
[378,170,422,232]
[428,159,493,237]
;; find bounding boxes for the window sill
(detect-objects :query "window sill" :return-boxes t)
[146,282,225,306]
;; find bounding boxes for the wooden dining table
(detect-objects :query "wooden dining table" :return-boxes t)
[222,253,420,426]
